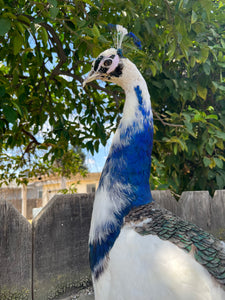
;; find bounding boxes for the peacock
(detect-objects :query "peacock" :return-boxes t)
[83,25,225,300]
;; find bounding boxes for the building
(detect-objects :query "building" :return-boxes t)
[0,173,101,219]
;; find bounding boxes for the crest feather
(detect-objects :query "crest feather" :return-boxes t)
[116,25,128,49]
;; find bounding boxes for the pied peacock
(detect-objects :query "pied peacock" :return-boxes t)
[83,25,225,300]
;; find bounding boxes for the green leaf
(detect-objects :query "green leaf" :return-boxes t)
[0,85,5,97]
[174,144,178,155]
[94,140,100,152]
[216,174,224,189]
[3,106,17,124]
[200,47,209,63]
[221,39,225,49]
[12,101,23,116]
[217,62,225,68]
[215,130,225,140]
[180,42,189,60]
[39,27,48,47]
[86,141,94,154]
[206,144,213,156]
[212,81,225,92]
[47,0,57,7]
[214,158,223,169]
[209,159,216,169]
[167,41,176,60]
[197,84,207,100]
[49,7,59,18]
[216,140,224,150]
[13,33,24,55]
[205,114,218,120]
[203,62,210,75]
[190,56,196,68]
[0,17,11,36]
[17,15,31,25]
[15,21,26,34]
[92,24,100,38]
[203,157,211,167]
[178,0,184,9]
[191,10,198,24]
[150,64,157,76]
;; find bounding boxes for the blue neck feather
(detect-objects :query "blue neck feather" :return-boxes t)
[89,85,153,279]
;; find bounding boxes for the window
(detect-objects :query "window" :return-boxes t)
[38,189,43,198]
[87,184,96,194]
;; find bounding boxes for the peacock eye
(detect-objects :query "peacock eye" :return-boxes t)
[103,59,113,67]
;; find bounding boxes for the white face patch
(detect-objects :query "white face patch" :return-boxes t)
[107,55,120,73]
[96,54,120,74]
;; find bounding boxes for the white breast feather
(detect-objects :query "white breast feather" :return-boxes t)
[94,226,225,300]
[89,175,132,244]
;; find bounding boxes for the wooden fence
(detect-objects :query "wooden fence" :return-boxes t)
[0,190,225,300]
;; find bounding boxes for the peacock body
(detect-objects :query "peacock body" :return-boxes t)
[83,27,225,300]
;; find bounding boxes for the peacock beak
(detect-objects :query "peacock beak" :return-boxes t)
[83,69,98,88]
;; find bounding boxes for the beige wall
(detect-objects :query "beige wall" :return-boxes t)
[42,173,101,205]
[0,173,101,218]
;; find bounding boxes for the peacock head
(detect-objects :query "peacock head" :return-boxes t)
[83,25,142,89]
[83,47,125,87]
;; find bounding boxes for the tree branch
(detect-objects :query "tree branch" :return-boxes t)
[21,129,41,146]
[40,22,67,61]
[153,109,184,128]
[19,14,67,78]
[21,129,55,162]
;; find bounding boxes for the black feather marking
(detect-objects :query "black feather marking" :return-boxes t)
[110,64,123,77]
[94,55,103,71]
[99,66,108,73]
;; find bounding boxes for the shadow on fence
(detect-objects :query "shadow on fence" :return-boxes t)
[0,190,225,300]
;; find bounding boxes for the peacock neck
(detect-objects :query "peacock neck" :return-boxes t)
[89,64,154,280]
[114,60,152,128]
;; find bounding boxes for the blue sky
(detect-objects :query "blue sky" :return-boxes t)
[85,135,112,173]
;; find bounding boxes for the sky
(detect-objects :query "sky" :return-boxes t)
[85,135,112,173]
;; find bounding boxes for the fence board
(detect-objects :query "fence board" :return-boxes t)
[32,193,94,300]
[211,190,225,239]
[178,191,212,231]
[152,190,179,215]
[0,199,32,300]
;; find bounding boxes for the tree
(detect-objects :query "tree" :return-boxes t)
[0,0,225,195]
[53,146,87,178]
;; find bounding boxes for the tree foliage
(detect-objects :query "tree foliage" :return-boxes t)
[0,0,225,194]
